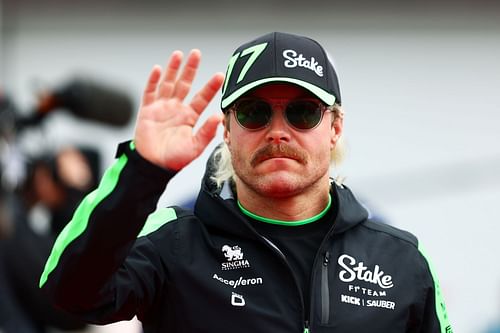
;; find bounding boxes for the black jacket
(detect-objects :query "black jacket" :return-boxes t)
[40,141,453,333]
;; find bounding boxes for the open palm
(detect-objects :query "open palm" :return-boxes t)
[134,49,224,171]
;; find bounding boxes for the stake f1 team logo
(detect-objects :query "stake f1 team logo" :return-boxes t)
[338,254,394,289]
[221,245,250,270]
[337,253,397,311]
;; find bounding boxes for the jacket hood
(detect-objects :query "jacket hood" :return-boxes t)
[194,144,369,238]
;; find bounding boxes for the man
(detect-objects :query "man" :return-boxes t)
[40,32,452,332]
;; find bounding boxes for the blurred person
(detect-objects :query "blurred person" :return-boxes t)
[0,147,99,333]
[40,32,452,332]
[2,75,136,333]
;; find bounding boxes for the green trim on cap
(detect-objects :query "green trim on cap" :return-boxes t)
[418,244,453,333]
[221,77,336,109]
[237,194,331,226]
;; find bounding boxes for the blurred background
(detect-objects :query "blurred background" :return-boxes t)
[1,0,499,332]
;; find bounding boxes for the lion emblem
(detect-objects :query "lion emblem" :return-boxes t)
[222,245,243,261]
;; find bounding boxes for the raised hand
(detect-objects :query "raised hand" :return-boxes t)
[134,49,225,171]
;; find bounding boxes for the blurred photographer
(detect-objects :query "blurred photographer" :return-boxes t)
[0,79,133,333]
[0,146,97,333]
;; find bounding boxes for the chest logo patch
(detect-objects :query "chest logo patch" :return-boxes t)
[221,245,251,270]
[336,253,397,311]
[338,253,394,289]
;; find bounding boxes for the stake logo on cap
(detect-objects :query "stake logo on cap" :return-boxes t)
[221,32,341,110]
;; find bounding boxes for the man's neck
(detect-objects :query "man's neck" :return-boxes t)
[235,180,331,222]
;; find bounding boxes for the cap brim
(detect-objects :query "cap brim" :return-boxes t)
[220,77,336,109]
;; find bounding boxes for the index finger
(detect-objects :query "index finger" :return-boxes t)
[142,65,162,105]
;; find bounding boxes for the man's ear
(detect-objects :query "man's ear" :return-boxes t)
[331,114,343,149]
[223,114,231,145]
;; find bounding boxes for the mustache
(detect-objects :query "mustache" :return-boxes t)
[250,144,307,166]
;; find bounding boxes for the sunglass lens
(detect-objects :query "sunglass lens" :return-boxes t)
[236,100,272,130]
[286,101,322,130]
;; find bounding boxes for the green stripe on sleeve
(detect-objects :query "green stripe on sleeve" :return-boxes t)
[418,244,453,333]
[138,207,177,238]
[39,153,129,288]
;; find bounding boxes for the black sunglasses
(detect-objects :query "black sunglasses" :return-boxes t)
[227,98,333,131]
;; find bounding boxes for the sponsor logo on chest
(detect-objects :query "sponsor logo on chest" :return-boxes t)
[338,253,394,289]
[216,244,263,307]
[221,244,250,270]
[337,253,397,311]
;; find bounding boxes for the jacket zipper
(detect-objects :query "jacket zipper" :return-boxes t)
[260,236,309,333]
[321,251,330,324]
[308,196,338,330]
[308,248,332,331]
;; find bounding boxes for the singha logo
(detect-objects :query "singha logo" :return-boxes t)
[222,245,244,261]
[221,245,250,270]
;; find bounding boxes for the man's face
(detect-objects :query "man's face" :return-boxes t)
[224,83,342,199]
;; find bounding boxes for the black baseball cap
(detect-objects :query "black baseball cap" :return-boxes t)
[221,32,341,110]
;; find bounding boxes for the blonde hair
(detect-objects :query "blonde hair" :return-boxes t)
[210,104,345,188]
